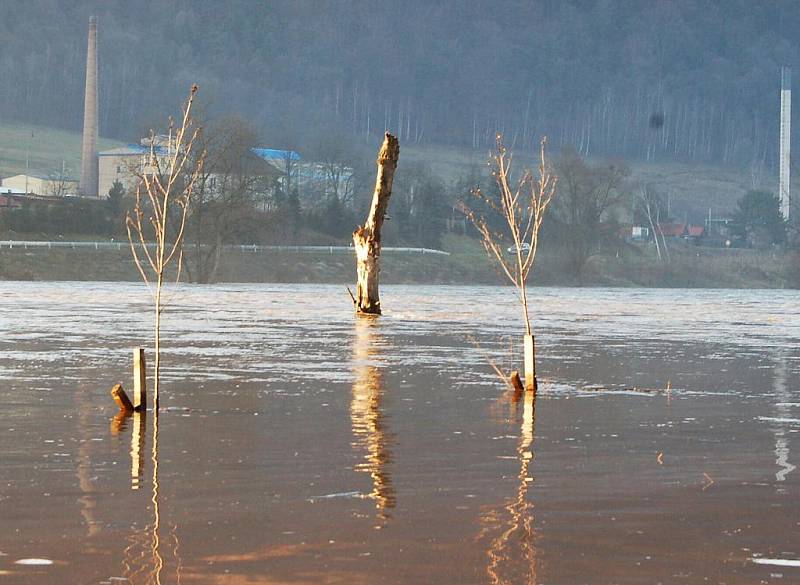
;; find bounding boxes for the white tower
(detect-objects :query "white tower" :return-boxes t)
[779,66,791,221]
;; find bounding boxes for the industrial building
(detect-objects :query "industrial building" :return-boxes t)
[0,174,78,197]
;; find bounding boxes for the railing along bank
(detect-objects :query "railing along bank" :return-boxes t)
[0,241,450,256]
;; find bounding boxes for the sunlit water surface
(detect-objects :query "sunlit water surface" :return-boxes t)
[1,282,799,584]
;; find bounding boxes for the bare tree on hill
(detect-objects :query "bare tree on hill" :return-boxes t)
[181,116,271,284]
[553,148,628,279]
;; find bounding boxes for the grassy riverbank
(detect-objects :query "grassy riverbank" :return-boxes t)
[1,234,795,288]
[3,122,793,288]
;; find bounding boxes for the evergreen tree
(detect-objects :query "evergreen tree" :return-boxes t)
[731,190,787,248]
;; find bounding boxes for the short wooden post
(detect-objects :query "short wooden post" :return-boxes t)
[523,334,537,392]
[110,383,134,412]
[133,347,147,411]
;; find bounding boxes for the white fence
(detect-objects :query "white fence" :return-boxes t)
[0,240,450,256]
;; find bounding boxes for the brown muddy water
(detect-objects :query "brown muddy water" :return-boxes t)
[1,283,799,585]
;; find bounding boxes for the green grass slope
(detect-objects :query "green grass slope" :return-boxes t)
[0,123,123,180]
[401,142,789,222]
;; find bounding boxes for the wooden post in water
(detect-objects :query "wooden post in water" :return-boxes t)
[523,334,537,392]
[133,348,147,411]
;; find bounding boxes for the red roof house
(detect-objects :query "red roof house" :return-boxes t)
[656,223,686,237]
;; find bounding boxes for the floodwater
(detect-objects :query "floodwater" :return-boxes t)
[1,282,799,584]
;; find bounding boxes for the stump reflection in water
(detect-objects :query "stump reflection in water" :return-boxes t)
[481,390,538,585]
[350,316,396,523]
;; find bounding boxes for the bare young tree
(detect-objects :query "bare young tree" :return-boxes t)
[553,148,628,279]
[182,116,271,284]
[466,135,557,391]
[636,183,670,263]
[46,162,73,197]
[126,85,205,410]
[281,148,300,196]
[313,131,356,205]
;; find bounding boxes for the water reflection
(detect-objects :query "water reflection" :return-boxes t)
[76,384,100,538]
[109,409,146,489]
[111,409,182,584]
[772,354,796,488]
[482,391,537,585]
[132,411,146,490]
[350,316,396,523]
[148,411,165,584]
[111,410,131,436]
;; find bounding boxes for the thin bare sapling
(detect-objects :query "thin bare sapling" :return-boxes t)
[126,85,205,411]
[466,135,557,391]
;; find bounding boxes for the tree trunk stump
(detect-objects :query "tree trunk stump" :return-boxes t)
[352,133,399,315]
[111,383,134,412]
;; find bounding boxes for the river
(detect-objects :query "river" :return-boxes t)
[1,283,798,584]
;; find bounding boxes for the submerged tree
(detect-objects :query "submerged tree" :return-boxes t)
[351,133,400,315]
[466,135,557,391]
[126,85,205,410]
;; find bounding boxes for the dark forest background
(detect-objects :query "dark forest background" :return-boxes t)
[1,0,800,167]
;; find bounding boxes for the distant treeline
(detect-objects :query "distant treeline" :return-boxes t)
[1,143,788,282]
[0,162,455,251]
[1,1,799,168]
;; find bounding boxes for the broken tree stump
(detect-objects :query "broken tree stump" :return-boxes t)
[352,133,399,315]
[510,370,525,392]
[133,347,146,411]
[111,383,134,412]
[509,370,524,402]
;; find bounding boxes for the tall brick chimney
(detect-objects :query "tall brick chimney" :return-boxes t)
[80,16,98,197]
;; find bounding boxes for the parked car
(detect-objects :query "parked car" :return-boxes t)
[506,243,531,254]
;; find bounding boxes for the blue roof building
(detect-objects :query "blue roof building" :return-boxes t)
[251,148,301,162]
